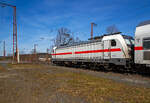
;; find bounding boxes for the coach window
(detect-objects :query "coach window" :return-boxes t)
[143,37,150,50]
[111,39,116,47]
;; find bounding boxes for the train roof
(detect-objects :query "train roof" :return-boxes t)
[56,33,133,49]
[57,39,102,49]
[137,20,150,27]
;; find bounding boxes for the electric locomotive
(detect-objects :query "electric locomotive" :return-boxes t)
[51,20,150,71]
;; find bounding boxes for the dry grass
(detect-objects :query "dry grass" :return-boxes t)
[0,66,4,70]
[7,63,48,69]
[0,65,5,71]
[62,73,150,103]
[5,64,150,103]
[32,71,150,103]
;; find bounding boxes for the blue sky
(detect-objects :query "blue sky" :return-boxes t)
[0,0,150,55]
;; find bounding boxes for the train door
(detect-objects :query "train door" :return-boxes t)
[103,40,111,59]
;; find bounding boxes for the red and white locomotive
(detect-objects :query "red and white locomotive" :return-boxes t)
[51,20,150,71]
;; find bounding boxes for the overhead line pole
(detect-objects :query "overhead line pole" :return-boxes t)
[3,41,6,57]
[34,44,38,54]
[0,2,18,63]
[91,22,97,40]
[13,6,18,63]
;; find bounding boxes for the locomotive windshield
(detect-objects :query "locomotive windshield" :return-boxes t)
[125,39,131,45]
[123,36,134,46]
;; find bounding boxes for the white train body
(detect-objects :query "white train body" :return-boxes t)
[135,20,150,66]
[51,20,150,69]
[52,33,134,67]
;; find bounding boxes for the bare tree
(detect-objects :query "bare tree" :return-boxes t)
[106,24,120,34]
[54,27,74,47]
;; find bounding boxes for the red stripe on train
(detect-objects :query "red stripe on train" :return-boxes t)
[51,48,121,55]
[75,48,121,54]
[51,52,72,55]
[134,46,143,50]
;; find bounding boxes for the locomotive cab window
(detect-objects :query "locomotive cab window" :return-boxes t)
[111,40,116,47]
[143,37,150,50]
